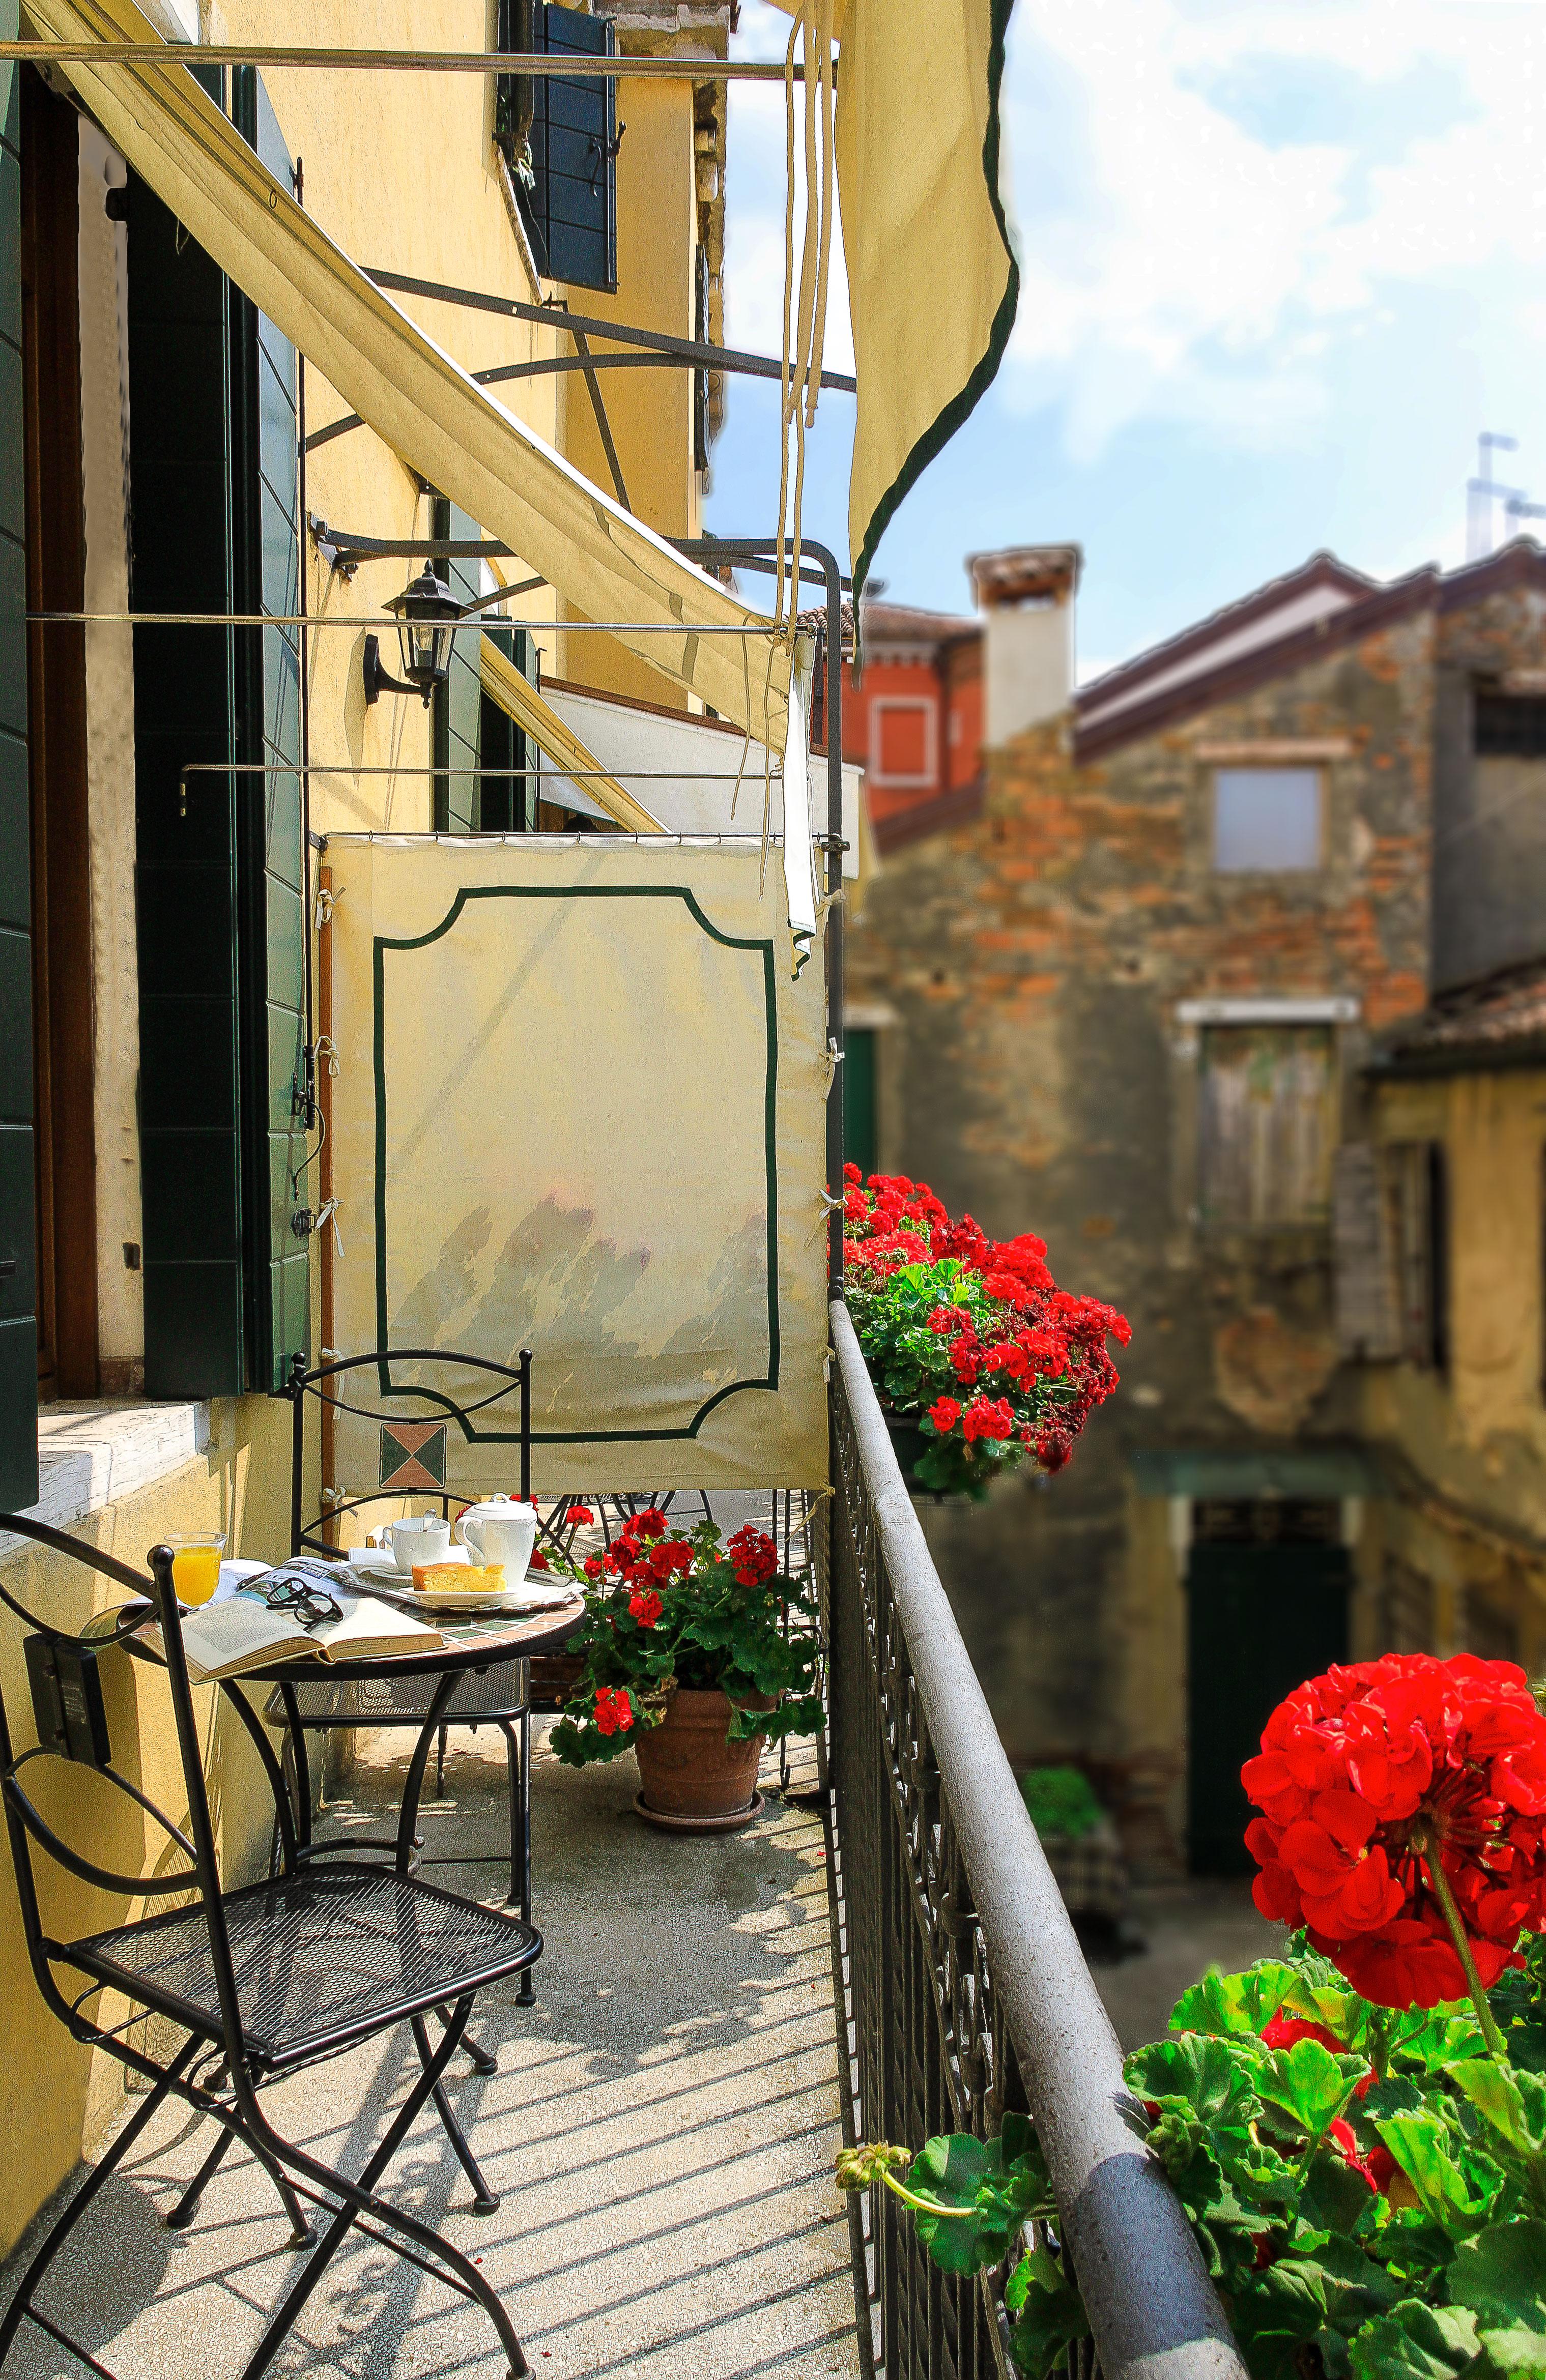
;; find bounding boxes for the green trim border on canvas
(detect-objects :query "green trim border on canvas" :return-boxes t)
[850,0,1021,623]
[370,882,781,1444]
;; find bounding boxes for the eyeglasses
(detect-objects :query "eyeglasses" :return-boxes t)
[261,1575,342,1630]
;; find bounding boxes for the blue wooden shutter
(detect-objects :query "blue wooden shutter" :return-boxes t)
[0,15,37,1503]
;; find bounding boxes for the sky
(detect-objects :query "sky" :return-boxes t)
[705,0,1546,680]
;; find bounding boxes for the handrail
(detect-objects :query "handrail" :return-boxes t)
[827,1300,1246,2380]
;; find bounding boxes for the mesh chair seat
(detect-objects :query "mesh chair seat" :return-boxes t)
[66,1860,540,2067]
[263,1657,529,1731]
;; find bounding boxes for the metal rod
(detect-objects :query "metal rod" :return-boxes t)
[177,763,782,783]
[295,155,317,1123]
[361,267,856,393]
[30,611,787,634]
[0,44,808,79]
[571,325,631,512]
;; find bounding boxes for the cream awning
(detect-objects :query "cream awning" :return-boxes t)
[33,0,792,747]
[766,0,1020,599]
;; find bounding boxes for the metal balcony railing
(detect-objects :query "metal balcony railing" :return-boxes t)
[818,1300,1247,2380]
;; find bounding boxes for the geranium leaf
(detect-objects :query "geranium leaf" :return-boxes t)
[1448,2219,1546,2337]
[1348,2301,1480,2380]
[1299,2144,1384,2239]
[1169,1961,1298,2040]
[1256,2038,1365,2141]
[1375,2112,1503,2237]
[1445,2064,1546,2166]
[1127,2033,1262,2130]
[1005,2250,1090,2380]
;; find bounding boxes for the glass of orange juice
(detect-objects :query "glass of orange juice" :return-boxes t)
[165,1532,226,1607]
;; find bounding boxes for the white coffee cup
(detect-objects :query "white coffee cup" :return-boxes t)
[389,1515,452,1574]
[455,1497,537,1588]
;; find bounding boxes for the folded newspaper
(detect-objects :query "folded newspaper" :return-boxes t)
[161,1561,446,1685]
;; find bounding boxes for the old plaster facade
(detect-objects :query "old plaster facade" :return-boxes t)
[844,539,1546,1871]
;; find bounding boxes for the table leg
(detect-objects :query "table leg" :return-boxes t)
[279,1685,311,1851]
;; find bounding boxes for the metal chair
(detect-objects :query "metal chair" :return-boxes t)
[0,1514,540,2380]
[280,1349,538,1982]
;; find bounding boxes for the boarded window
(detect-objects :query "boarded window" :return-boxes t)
[1198,1025,1336,1227]
[1213,768,1322,872]
[1465,1590,1521,1664]
[1334,1142,1401,1359]
[1380,1555,1435,1654]
[1393,1140,1448,1374]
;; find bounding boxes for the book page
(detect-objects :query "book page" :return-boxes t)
[314,1596,443,1662]
[177,1598,310,1685]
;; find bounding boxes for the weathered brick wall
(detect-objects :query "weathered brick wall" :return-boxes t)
[846,607,1441,1840]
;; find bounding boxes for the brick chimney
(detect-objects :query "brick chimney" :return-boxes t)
[967,544,1082,747]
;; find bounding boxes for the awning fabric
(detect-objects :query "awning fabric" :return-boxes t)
[34,0,792,745]
[540,679,864,879]
[323,835,831,1492]
[767,0,1020,599]
[477,633,663,835]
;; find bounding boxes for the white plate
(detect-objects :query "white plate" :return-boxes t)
[369,1579,568,1617]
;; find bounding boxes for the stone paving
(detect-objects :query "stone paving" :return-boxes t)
[0,1726,862,2380]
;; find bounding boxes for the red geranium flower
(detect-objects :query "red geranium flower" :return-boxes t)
[582,1555,606,1580]
[628,1588,663,1628]
[593,1685,634,1736]
[634,1509,668,1540]
[567,1505,595,1527]
[1242,1652,1546,2007]
[961,1396,1014,1445]
[927,1396,961,1433]
[528,1549,549,1572]
[1258,2013,1372,2098]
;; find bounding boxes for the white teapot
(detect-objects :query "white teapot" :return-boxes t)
[454,1495,537,1587]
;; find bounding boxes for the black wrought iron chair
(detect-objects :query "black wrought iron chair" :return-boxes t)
[279,1349,540,1973]
[0,1515,540,2380]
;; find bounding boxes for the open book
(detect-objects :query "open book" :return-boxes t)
[170,1572,445,1685]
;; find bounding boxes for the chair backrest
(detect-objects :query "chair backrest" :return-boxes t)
[284,1346,533,1556]
[0,1515,292,2068]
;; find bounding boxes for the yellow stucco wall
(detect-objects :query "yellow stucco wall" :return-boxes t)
[4,4,713,2252]
[1362,1065,1546,1667]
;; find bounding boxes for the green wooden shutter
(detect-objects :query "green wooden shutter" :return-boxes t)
[130,65,306,1397]
[127,72,245,1397]
[0,14,37,1504]
[232,68,307,1392]
[434,500,532,833]
[499,1,617,294]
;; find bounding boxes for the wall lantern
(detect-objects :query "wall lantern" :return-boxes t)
[363,563,462,707]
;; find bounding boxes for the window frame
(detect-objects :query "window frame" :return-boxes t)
[868,693,937,790]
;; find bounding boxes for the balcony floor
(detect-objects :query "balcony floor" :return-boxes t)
[2,1728,861,2380]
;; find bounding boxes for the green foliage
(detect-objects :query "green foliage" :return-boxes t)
[1021,1766,1107,1840]
[546,1517,823,1769]
[837,1932,1546,2380]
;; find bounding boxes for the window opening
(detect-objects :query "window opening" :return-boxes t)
[1197,1024,1336,1228]
[1212,766,1322,873]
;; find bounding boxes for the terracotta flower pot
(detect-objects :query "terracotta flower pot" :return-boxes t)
[633,1687,769,1828]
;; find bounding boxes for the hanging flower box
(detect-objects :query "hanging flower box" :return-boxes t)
[842,1167,1132,1499]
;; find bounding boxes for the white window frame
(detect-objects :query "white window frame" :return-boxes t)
[868,694,938,788]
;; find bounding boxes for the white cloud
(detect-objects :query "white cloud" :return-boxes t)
[997,0,1546,456]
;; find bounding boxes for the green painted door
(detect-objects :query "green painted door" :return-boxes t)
[843,1026,877,1181]
[1186,1539,1350,1874]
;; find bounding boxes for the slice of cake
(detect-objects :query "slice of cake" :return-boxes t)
[411,1561,506,1598]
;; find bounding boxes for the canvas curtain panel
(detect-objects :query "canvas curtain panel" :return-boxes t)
[30,0,794,746]
[323,835,831,1494]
